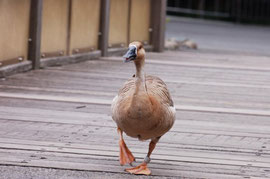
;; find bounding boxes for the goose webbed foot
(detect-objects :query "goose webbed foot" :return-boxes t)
[125,137,160,175]
[125,162,151,175]
[118,128,135,166]
[119,139,135,166]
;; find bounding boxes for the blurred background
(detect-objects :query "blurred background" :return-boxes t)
[166,0,270,56]
[167,0,270,24]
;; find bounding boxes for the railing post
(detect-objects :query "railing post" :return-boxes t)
[28,0,43,69]
[151,0,166,52]
[99,0,111,57]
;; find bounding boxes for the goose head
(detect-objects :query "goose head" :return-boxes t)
[123,41,145,64]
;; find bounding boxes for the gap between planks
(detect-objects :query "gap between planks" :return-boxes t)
[0,92,270,117]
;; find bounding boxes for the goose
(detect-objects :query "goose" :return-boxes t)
[111,41,176,175]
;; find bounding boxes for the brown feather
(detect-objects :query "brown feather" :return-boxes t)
[112,75,175,140]
[112,41,175,141]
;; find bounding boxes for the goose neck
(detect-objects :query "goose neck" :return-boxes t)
[134,60,146,93]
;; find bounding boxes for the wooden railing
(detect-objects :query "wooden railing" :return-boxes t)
[0,0,166,76]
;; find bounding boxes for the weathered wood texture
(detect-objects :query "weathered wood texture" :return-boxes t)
[0,0,30,64]
[41,0,69,57]
[0,50,270,178]
[108,0,129,47]
[69,0,101,54]
[129,0,151,44]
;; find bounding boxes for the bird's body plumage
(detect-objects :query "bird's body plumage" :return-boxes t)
[112,75,175,140]
[111,41,175,175]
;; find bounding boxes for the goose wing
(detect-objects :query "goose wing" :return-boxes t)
[111,75,174,120]
[117,77,136,98]
[111,77,135,120]
[113,75,173,106]
[145,75,174,107]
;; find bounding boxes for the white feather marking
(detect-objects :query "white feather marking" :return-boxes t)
[112,95,118,103]
[169,106,176,115]
[111,95,118,111]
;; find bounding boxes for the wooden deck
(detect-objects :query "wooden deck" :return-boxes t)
[0,49,270,178]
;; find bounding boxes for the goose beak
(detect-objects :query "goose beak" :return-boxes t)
[123,46,137,62]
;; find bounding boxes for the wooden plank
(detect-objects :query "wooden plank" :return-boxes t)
[41,0,69,56]
[1,64,270,111]
[129,0,151,44]
[4,60,270,88]
[0,138,269,168]
[1,92,270,117]
[0,139,269,179]
[13,64,270,89]
[1,107,270,145]
[28,0,43,69]
[50,54,270,72]
[1,104,270,141]
[0,0,30,63]
[40,50,101,67]
[40,58,270,86]
[69,0,101,54]
[148,51,270,66]
[0,147,268,175]
[0,156,255,179]
[3,68,270,90]
[1,70,270,111]
[1,82,270,111]
[1,117,268,154]
[0,115,269,152]
[0,96,269,126]
[1,81,270,112]
[103,56,270,72]
[0,121,268,150]
[127,0,131,45]
[0,61,32,78]
[108,0,129,47]
[0,96,269,143]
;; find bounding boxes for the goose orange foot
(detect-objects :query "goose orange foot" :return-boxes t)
[125,162,151,175]
[119,139,135,166]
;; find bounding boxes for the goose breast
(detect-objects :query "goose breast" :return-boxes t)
[112,75,175,140]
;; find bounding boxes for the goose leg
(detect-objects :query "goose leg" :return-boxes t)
[125,137,160,175]
[117,128,135,166]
